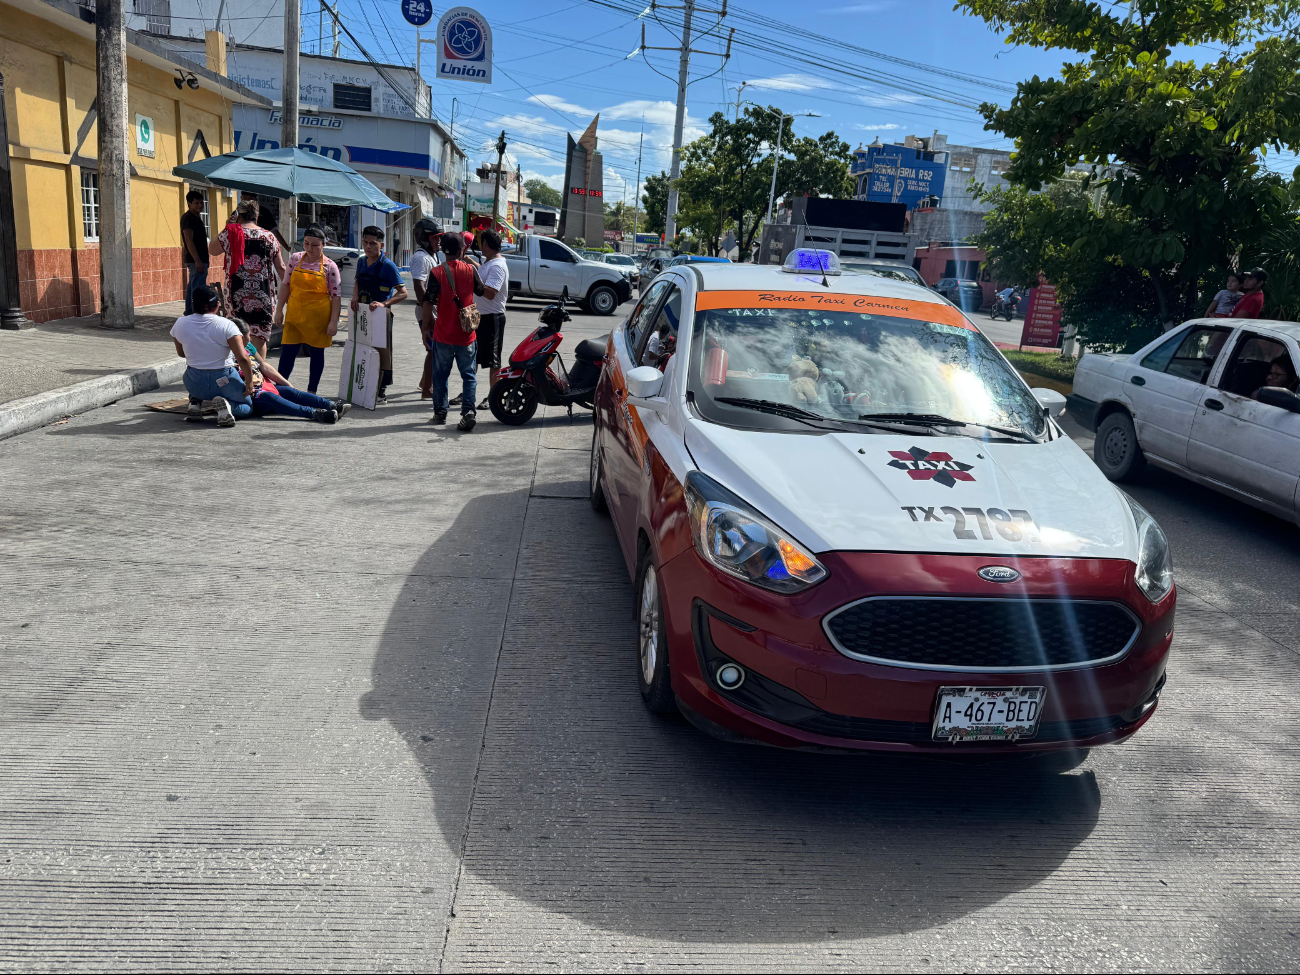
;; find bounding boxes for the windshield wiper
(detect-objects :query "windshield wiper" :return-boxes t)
[860,412,1037,443]
[714,396,829,426]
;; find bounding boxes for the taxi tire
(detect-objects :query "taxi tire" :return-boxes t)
[589,425,608,514]
[635,549,676,714]
[1094,410,1146,482]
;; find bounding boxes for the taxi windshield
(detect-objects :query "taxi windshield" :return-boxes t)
[687,304,1047,440]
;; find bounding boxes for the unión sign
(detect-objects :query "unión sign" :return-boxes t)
[135,115,155,158]
[436,7,492,84]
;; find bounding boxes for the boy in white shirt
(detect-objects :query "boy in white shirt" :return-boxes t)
[411,218,445,398]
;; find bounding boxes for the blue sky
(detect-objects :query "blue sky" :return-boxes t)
[330,0,1296,200]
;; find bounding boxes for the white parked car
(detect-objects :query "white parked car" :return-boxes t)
[1070,319,1300,525]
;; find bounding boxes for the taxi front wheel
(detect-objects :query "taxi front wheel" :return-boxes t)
[635,549,676,714]
[1095,411,1146,482]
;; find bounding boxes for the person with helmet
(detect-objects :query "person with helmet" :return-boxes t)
[411,217,444,399]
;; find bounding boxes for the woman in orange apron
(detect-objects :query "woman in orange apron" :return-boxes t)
[273,224,341,393]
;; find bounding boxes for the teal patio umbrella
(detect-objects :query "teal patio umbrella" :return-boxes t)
[173,148,407,212]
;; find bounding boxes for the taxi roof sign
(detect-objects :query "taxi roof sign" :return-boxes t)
[783,248,841,275]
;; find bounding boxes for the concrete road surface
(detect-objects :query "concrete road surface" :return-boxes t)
[1,300,1298,972]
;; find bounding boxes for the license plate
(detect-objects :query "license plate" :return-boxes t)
[932,686,1045,742]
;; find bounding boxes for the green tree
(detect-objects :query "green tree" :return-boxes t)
[784,130,855,200]
[642,171,670,236]
[524,178,562,208]
[960,0,1300,334]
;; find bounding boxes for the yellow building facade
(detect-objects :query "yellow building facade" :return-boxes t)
[0,0,268,321]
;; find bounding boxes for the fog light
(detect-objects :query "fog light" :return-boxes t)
[716,662,746,690]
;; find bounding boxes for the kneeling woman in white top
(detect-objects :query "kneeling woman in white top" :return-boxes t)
[170,284,256,427]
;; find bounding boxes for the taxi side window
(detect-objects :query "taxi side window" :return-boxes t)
[1219,333,1298,399]
[1154,325,1233,384]
[626,280,670,352]
[637,285,682,367]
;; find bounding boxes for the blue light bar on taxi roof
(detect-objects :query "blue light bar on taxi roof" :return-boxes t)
[783,248,842,275]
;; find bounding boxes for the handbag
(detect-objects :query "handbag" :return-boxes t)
[441,263,480,334]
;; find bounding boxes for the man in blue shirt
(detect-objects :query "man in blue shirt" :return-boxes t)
[351,225,408,404]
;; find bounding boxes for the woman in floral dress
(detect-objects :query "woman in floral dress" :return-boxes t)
[211,198,287,356]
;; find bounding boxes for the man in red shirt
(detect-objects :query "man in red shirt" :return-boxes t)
[421,233,485,430]
[1231,268,1268,318]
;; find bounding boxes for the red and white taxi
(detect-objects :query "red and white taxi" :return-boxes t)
[589,250,1174,753]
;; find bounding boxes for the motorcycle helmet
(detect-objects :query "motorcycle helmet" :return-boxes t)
[413,217,442,252]
[538,302,570,328]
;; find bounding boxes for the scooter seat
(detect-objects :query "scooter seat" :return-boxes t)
[575,335,609,363]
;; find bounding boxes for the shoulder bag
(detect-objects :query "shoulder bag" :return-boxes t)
[441,262,480,333]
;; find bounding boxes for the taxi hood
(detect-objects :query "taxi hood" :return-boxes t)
[683,419,1139,561]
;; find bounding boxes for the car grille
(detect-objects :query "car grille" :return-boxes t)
[823,597,1140,671]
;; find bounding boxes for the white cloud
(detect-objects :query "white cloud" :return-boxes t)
[855,122,903,131]
[856,92,925,107]
[743,73,838,93]
[527,94,596,117]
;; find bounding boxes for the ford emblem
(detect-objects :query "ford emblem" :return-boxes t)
[978,565,1021,584]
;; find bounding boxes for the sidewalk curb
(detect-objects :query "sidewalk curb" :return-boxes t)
[0,358,187,441]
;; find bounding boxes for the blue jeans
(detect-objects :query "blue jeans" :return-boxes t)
[252,385,335,419]
[183,365,252,418]
[277,344,326,393]
[184,264,208,315]
[432,340,477,415]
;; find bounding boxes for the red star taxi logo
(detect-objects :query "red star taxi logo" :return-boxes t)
[887,446,975,488]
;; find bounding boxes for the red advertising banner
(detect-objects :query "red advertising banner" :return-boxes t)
[1020,284,1062,348]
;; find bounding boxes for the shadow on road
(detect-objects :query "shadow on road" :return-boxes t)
[364,492,1102,944]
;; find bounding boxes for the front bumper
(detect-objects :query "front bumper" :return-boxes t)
[658,548,1174,754]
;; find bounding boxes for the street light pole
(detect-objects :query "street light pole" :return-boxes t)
[491,131,506,233]
[754,107,819,224]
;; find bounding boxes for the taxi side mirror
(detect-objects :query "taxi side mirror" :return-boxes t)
[1031,387,1068,417]
[626,365,667,415]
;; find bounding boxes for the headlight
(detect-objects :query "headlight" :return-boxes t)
[1125,494,1174,603]
[684,471,827,594]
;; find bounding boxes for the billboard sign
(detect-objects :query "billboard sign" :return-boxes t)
[863,145,947,211]
[1021,284,1063,348]
[437,7,492,84]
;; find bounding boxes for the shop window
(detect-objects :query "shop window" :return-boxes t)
[80,171,100,243]
[333,84,372,112]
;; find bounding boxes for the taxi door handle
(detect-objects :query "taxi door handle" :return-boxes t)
[1130,376,1146,386]
[1205,398,1224,411]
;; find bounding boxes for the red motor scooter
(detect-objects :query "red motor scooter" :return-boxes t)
[488,289,609,426]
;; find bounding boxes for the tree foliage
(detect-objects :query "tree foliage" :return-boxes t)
[960,0,1300,335]
[523,178,562,208]
[642,171,670,236]
[644,107,854,258]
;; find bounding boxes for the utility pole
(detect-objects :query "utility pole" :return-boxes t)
[634,120,644,248]
[282,0,300,240]
[664,0,692,243]
[641,1,732,244]
[96,0,133,328]
[491,131,506,233]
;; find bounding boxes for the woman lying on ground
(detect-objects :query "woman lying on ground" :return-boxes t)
[235,321,351,424]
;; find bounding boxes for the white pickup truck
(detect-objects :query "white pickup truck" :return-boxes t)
[1069,317,1300,524]
[504,234,633,315]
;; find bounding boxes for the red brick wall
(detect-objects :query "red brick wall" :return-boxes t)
[17,246,185,323]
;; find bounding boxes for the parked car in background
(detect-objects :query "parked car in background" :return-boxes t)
[602,252,640,289]
[642,254,731,292]
[504,234,633,315]
[933,277,985,312]
[1069,318,1300,525]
